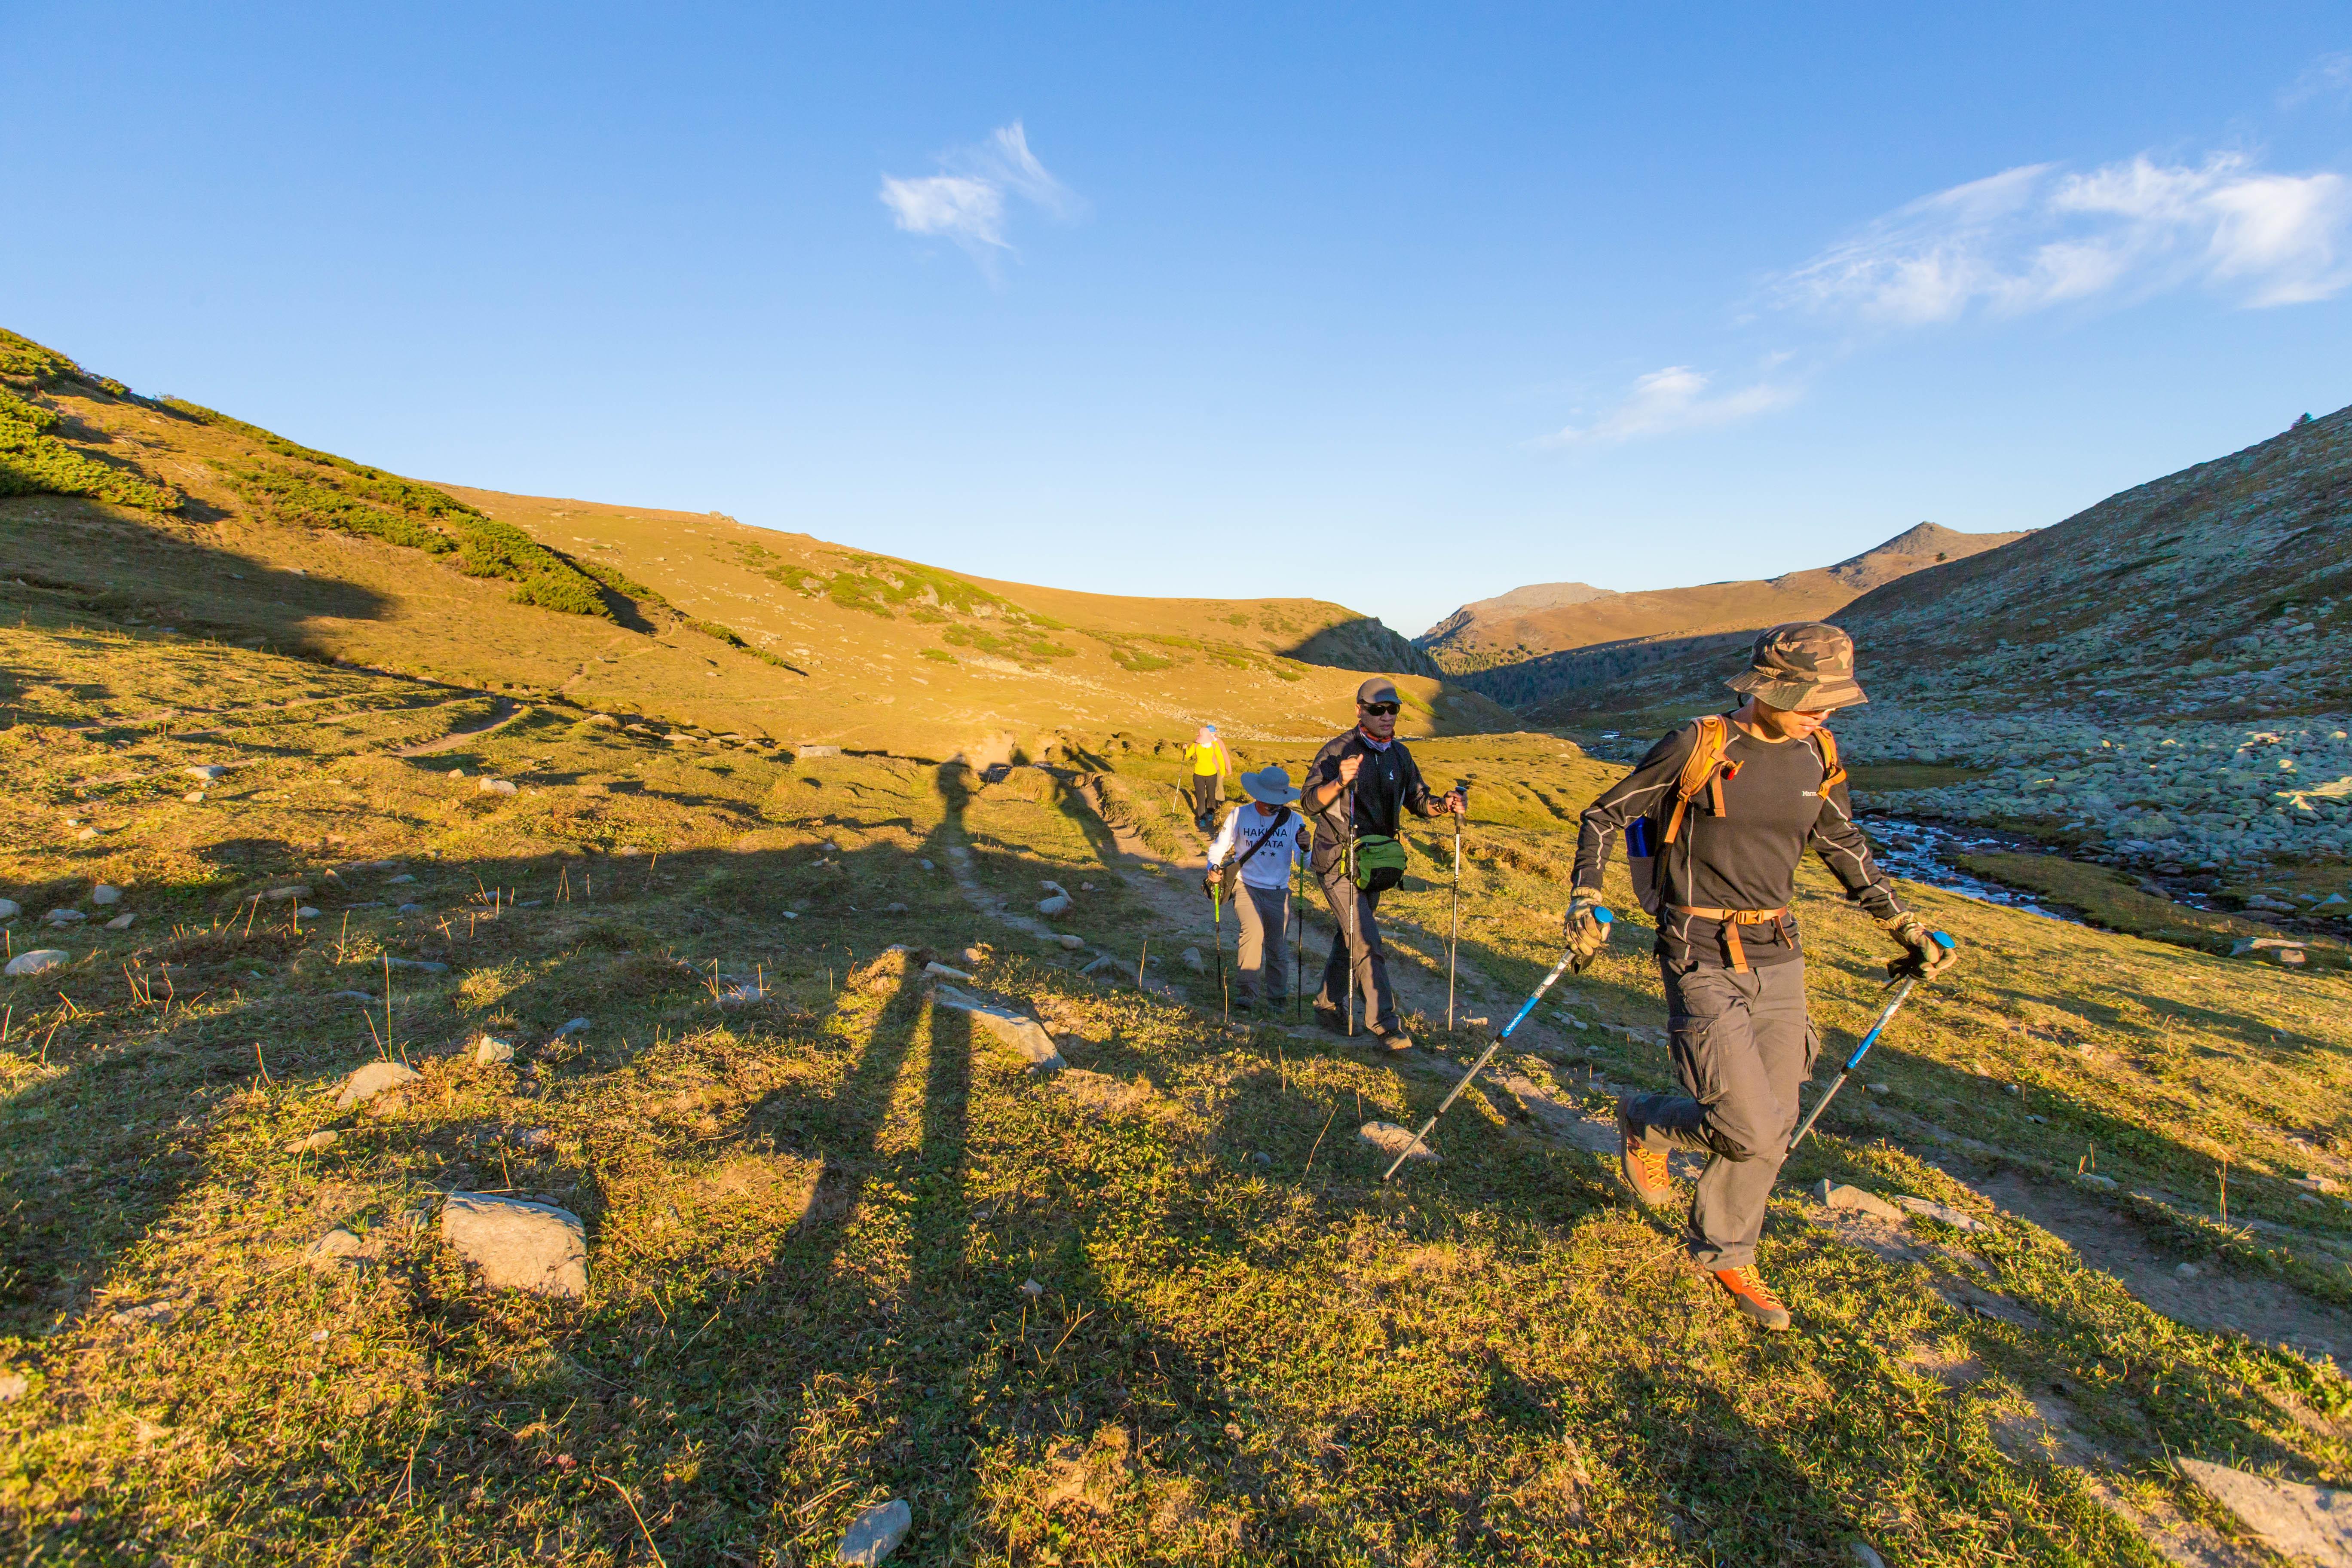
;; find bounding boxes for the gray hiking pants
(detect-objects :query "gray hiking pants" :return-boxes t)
[1620,957,1817,1272]
[1314,872,1399,1035]
[1232,882,1291,1002]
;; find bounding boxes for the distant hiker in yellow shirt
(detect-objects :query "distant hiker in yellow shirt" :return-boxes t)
[1182,724,1231,830]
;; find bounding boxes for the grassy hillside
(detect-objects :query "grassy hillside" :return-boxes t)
[1420,524,2028,683]
[5,616,2352,1565]
[0,328,1503,764]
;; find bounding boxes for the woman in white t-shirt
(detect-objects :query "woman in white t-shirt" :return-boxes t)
[1204,766,1313,1011]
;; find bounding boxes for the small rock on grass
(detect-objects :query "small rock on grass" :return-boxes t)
[837,1498,912,1565]
[336,1060,420,1109]
[475,1037,516,1065]
[553,1017,591,1038]
[184,764,227,781]
[0,1372,28,1402]
[1813,1180,1905,1222]
[1359,1121,1436,1162]
[104,913,135,930]
[0,899,17,920]
[1055,934,1085,950]
[306,1228,369,1269]
[89,885,120,905]
[1848,1542,1887,1568]
[1894,1195,1981,1232]
[1182,946,1205,972]
[4,950,69,977]
[439,1194,587,1297]
[2178,1459,2352,1565]
[285,1130,338,1154]
[477,778,517,796]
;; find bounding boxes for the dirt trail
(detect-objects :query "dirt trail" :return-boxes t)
[394,700,525,756]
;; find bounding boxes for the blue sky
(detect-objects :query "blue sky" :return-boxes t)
[7,5,2350,639]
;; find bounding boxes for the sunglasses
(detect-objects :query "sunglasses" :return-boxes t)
[1360,702,1400,717]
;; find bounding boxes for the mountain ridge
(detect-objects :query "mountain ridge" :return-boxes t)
[1415,522,2028,680]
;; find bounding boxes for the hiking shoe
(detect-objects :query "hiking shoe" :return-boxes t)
[1375,1030,1415,1052]
[1710,1265,1792,1332]
[1616,1106,1676,1207]
[1313,1005,1347,1036]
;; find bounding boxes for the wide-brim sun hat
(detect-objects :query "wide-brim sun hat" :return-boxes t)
[1239,765,1301,805]
[1727,621,1869,709]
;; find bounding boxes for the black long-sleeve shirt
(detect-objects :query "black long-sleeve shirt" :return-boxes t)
[1572,717,1903,967]
[1303,728,1439,877]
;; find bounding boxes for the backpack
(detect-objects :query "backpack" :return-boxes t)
[1625,717,1845,916]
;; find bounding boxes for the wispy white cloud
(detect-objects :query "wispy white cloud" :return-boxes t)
[1778,153,2352,322]
[879,120,1079,271]
[2281,50,2352,110]
[1540,365,1802,447]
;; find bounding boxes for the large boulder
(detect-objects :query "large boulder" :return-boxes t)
[439,1194,588,1298]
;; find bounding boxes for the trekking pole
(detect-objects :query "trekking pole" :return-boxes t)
[1292,846,1304,1024]
[1343,778,1358,1037]
[1446,782,1467,1031]
[1788,931,1955,1152]
[1211,880,1229,1023]
[1383,909,1613,1181]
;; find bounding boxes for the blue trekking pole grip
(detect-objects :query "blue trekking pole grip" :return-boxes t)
[1381,909,1613,1182]
[1788,931,1952,1152]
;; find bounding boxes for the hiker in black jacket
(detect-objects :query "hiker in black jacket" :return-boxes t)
[1301,677,1464,1050]
[1565,623,1958,1332]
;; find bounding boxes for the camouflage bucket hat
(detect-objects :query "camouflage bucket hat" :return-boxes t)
[1726,622,1868,710]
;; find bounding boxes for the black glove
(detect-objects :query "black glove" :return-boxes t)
[1881,911,1957,978]
[1563,891,1610,964]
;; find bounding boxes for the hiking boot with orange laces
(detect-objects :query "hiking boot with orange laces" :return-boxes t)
[1710,1265,1792,1332]
[1616,1105,1676,1207]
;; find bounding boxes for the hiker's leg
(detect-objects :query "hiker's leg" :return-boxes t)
[1620,959,1738,1157]
[1232,881,1270,1002]
[1661,962,1792,1271]
[1191,775,1215,823]
[1314,873,1386,1021]
[1256,883,1290,1001]
[1353,888,1401,1035]
[1706,959,1813,1267]
[1315,870,1352,1013]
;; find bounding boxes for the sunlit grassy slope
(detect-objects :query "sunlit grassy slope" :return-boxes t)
[5,616,2351,1566]
[0,326,1506,762]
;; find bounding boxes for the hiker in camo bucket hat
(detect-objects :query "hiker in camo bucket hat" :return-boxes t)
[1727,621,1868,709]
[1558,618,1957,1335]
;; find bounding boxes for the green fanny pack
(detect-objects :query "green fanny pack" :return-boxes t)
[1349,833,1409,893]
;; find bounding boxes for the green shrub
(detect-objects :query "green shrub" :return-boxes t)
[686,619,803,672]
[942,624,1075,662]
[921,648,957,664]
[223,464,453,553]
[576,557,658,600]
[0,387,182,511]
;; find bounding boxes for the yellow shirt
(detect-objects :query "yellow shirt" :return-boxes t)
[1184,740,1229,777]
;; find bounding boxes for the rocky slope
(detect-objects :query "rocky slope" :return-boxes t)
[1427,523,2028,692]
[1826,404,2352,871]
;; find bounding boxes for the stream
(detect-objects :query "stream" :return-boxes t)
[1858,815,2084,924]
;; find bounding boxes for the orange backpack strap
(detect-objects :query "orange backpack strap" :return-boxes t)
[1813,728,1847,793]
[1661,715,1731,845]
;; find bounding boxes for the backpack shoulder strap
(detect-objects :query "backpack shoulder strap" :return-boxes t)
[1662,715,1731,845]
[1812,727,1847,792]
